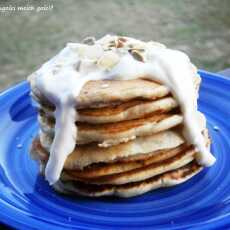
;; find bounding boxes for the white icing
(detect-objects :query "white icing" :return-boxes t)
[32,35,216,185]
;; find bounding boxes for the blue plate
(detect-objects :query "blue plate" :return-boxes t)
[0,70,229,230]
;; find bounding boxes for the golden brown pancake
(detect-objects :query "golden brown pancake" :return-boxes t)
[29,78,170,109]
[53,161,202,197]
[29,74,201,110]
[38,111,183,146]
[31,130,185,169]
[61,144,190,178]
[61,147,195,185]
[34,142,189,178]
[37,96,178,124]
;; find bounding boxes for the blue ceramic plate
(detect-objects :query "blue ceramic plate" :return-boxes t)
[0,70,229,230]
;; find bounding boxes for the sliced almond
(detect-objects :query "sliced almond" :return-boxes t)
[116,38,125,48]
[77,44,103,61]
[97,51,120,70]
[118,37,127,42]
[129,50,144,62]
[115,37,127,48]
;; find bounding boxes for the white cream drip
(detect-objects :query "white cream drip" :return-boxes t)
[32,35,215,185]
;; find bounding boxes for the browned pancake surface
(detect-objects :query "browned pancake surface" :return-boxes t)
[53,161,202,197]
[30,78,170,109]
[62,147,195,185]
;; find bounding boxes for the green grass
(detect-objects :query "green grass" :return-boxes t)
[0,0,229,90]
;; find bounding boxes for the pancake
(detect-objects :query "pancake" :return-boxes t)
[37,109,205,149]
[29,73,201,111]
[59,144,190,179]
[38,111,183,146]
[36,143,189,178]
[27,35,213,198]
[29,78,170,109]
[61,146,195,185]
[53,161,202,197]
[35,130,210,180]
[78,97,178,124]
[37,97,178,124]
[32,130,185,169]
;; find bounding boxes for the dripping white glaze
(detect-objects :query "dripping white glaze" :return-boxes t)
[32,35,216,185]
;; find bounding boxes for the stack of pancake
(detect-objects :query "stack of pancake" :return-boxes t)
[30,77,210,197]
